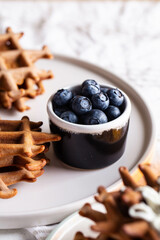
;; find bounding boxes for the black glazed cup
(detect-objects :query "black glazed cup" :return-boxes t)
[47,84,131,170]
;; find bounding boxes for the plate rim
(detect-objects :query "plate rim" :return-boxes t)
[46,211,78,240]
[0,54,156,228]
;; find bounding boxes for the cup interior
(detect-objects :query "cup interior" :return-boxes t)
[47,84,131,134]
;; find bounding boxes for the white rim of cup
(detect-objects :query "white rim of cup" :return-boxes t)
[47,84,131,134]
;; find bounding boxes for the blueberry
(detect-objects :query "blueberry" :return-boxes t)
[53,89,73,106]
[60,111,78,123]
[82,109,108,125]
[91,92,109,111]
[105,105,121,121]
[82,79,100,97]
[107,88,124,107]
[100,86,110,95]
[69,95,77,109]
[53,106,69,117]
[82,79,99,87]
[71,96,92,115]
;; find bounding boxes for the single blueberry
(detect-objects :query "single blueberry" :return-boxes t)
[82,79,99,87]
[105,105,121,121]
[60,111,78,123]
[81,79,100,97]
[53,89,73,106]
[53,106,69,117]
[91,92,109,111]
[71,95,92,115]
[107,88,124,107]
[82,109,108,125]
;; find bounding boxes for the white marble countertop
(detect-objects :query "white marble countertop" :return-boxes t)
[0,1,160,239]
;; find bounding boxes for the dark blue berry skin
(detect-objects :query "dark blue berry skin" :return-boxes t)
[69,95,77,109]
[60,111,78,123]
[71,96,92,115]
[82,79,98,87]
[105,105,121,121]
[91,92,109,111]
[82,79,100,97]
[107,88,124,107]
[82,109,108,125]
[54,106,69,117]
[101,86,110,95]
[53,89,73,106]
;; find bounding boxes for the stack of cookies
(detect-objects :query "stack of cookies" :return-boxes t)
[74,164,160,240]
[0,116,61,199]
[0,27,53,111]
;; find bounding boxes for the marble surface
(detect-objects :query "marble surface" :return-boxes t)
[0,1,160,239]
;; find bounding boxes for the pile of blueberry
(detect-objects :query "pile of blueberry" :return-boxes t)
[52,80,125,125]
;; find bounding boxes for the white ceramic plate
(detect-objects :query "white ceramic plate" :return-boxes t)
[46,203,105,240]
[0,55,155,229]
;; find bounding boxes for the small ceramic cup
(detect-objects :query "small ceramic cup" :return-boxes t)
[47,84,131,170]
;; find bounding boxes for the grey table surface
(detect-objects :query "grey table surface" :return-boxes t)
[0,1,160,239]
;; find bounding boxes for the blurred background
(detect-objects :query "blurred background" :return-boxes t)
[0,1,160,159]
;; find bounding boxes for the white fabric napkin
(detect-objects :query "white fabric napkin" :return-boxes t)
[0,226,56,240]
[27,225,57,240]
